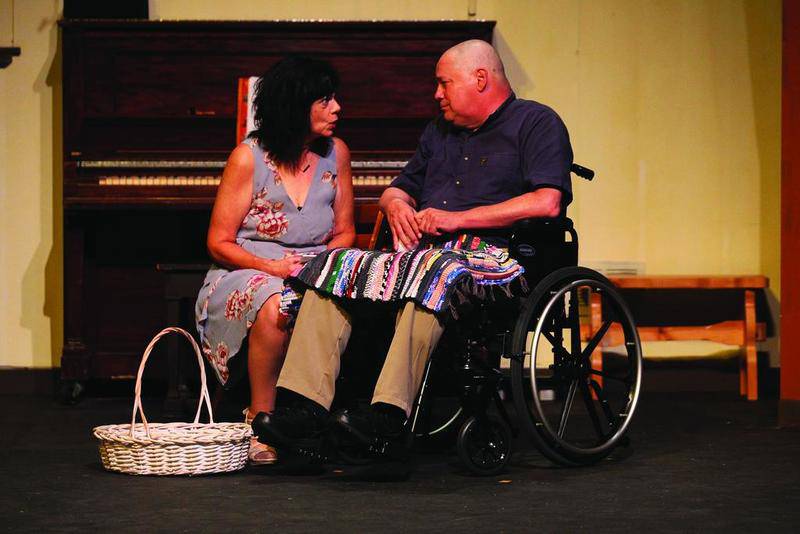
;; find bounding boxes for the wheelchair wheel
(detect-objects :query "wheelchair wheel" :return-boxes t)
[510,266,642,466]
[456,415,512,476]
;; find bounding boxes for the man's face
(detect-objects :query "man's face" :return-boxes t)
[434,55,476,128]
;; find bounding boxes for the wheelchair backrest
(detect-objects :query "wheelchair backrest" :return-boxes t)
[509,217,579,287]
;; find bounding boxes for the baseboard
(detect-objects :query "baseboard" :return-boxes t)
[779,400,800,427]
[0,368,58,396]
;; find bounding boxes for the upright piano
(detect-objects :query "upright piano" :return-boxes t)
[59,20,495,387]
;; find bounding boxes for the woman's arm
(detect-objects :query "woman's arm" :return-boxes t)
[325,137,356,249]
[207,144,301,277]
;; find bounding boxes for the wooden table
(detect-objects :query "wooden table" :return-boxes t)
[588,275,769,400]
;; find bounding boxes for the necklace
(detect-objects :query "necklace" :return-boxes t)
[300,150,311,173]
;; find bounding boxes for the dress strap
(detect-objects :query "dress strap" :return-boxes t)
[241,138,271,192]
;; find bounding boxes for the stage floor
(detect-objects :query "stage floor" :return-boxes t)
[1,371,799,532]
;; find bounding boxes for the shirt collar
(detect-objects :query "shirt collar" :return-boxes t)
[474,92,516,133]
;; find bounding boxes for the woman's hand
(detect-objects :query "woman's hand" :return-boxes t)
[264,255,305,278]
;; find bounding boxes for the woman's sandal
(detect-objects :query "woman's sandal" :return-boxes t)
[244,408,278,465]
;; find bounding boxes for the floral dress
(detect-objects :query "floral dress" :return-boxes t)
[195,138,338,385]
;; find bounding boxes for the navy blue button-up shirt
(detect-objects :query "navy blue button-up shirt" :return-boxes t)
[391,94,573,245]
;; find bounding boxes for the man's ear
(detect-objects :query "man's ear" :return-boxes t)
[475,68,488,92]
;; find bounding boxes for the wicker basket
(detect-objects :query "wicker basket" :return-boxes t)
[93,327,251,475]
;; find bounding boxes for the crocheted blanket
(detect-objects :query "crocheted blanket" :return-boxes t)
[280,235,525,320]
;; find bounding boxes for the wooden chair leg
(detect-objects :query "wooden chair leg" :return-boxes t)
[744,289,758,401]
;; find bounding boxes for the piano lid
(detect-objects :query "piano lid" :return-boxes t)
[61,20,495,162]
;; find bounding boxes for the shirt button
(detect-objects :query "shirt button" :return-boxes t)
[443,200,447,205]
[456,180,461,185]
[463,156,469,161]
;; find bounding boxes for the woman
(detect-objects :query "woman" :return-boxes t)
[195,56,355,465]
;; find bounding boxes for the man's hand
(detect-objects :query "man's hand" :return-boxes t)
[385,198,422,250]
[415,208,462,236]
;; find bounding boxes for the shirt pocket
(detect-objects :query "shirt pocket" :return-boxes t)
[473,153,520,196]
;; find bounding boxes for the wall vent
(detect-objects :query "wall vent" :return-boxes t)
[582,261,645,277]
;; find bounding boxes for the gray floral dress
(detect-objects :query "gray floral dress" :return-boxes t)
[195,138,338,385]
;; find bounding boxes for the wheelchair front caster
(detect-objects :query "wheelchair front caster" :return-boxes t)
[457,415,512,476]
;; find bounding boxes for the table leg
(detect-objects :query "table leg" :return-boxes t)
[744,289,758,401]
[590,292,603,396]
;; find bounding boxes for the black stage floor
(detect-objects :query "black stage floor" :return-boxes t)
[1,369,799,533]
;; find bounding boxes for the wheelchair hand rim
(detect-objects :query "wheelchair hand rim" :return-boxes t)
[528,277,642,456]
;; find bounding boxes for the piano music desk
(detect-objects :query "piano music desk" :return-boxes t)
[587,275,769,400]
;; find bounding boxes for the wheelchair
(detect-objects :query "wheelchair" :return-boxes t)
[344,163,644,476]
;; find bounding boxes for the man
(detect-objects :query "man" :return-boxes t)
[254,39,573,451]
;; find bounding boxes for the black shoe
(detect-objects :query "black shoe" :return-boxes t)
[334,402,407,447]
[251,397,329,449]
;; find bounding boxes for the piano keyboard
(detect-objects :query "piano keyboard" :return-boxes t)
[80,159,406,170]
[98,176,221,186]
[353,175,394,186]
[97,175,395,187]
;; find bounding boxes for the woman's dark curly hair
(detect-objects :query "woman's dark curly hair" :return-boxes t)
[249,56,339,168]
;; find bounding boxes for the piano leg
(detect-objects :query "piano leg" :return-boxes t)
[160,265,207,419]
[60,214,89,404]
[162,291,191,420]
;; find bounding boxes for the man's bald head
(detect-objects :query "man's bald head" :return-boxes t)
[434,40,512,129]
[439,40,509,87]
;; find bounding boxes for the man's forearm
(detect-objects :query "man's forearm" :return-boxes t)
[457,189,562,229]
[379,187,417,213]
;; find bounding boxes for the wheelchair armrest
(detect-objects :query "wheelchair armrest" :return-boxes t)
[510,217,576,250]
[511,217,574,236]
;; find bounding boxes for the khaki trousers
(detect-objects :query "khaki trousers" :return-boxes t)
[277,290,445,416]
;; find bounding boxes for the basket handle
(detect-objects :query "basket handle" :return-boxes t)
[130,327,214,439]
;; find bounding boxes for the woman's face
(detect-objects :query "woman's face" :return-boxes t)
[308,95,341,139]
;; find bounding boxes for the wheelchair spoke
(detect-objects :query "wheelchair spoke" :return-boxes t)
[542,329,559,348]
[589,367,634,385]
[589,379,619,429]
[569,290,582,358]
[557,378,579,438]
[581,320,612,363]
[578,379,606,441]
[542,330,572,360]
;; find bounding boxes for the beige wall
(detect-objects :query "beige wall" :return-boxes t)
[1,0,63,368]
[0,0,781,368]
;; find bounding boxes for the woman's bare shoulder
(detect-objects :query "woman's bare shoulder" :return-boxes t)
[228,143,255,168]
[221,144,256,185]
[332,137,351,161]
